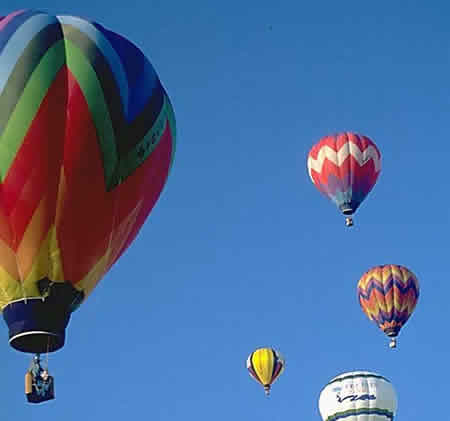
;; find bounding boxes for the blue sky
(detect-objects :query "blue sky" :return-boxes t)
[1,1,448,419]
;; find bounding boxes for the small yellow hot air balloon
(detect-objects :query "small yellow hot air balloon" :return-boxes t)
[246,347,285,396]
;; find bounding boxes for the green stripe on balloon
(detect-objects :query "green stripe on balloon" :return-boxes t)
[0,23,65,137]
[108,94,173,189]
[166,96,176,171]
[60,24,124,137]
[63,39,117,187]
[326,373,390,387]
[0,41,66,181]
[326,407,394,421]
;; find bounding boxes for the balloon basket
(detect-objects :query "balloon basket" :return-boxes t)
[3,297,71,354]
[389,338,397,349]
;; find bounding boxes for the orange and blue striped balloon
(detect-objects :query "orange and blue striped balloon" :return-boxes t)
[357,264,419,348]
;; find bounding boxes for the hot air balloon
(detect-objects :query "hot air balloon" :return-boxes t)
[357,264,419,348]
[246,347,284,396]
[307,132,381,226]
[0,10,176,402]
[319,371,397,421]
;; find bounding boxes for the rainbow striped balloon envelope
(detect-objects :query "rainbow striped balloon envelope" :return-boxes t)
[0,10,176,354]
[357,264,419,348]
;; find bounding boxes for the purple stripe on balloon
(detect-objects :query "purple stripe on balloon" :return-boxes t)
[358,278,419,300]
[0,9,26,30]
[93,24,159,121]
[0,9,39,54]
[372,308,411,326]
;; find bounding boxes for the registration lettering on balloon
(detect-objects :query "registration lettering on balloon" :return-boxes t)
[336,393,376,403]
[109,94,175,190]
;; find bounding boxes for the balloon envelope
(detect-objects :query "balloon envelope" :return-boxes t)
[319,371,397,421]
[246,347,284,395]
[0,10,176,353]
[307,132,381,219]
[357,264,419,345]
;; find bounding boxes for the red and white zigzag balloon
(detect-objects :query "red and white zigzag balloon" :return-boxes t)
[307,132,381,225]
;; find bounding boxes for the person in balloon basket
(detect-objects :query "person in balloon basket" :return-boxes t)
[25,355,55,403]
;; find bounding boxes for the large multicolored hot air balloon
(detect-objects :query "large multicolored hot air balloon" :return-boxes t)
[307,132,381,226]
[0,10,176,357]
[319,371,397,421]
[357,264,419,348]
[246,347,285,396]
